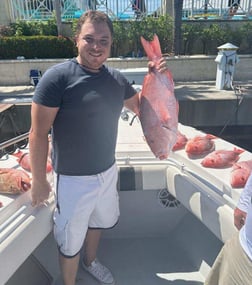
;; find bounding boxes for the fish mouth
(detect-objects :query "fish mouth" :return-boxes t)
[21,180,31,192]
[158,154,168,160]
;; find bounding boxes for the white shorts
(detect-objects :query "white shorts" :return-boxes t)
[53,163,119,257]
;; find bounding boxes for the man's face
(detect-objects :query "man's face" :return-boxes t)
[76,20,112,70]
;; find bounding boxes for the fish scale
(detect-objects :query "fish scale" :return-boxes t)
[230,160,252,188]
[201,147,244,168]
[139,34,178,160]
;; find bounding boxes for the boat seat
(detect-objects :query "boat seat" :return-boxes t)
[118,165,168,191]
[166,165,237,243]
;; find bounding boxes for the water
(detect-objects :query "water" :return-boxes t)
[198,125,252,152]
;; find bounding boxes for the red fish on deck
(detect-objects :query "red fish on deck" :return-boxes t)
[230,160,252,188]
[13,150,52,173]
[201,147,244,168]
[139,34,178,160]
[0,168,31,194]
[172,131,188,151]
[185,134,216,158]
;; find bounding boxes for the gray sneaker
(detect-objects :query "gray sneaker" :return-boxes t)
[82,258,115,284]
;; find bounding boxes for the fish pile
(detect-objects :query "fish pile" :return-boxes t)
[139,34,178,160]
[171,130,252,189]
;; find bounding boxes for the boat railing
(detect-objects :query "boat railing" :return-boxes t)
[0,132,29,158]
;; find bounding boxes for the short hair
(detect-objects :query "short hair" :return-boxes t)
[75,10,114,37]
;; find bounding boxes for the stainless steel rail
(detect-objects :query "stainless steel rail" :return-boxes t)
[0,132,29,150]
[0,95,33,105]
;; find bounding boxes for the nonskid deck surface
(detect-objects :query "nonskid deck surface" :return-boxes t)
[73,238,205,285]
[45,207,221,285]
[91,240,206,285]
[23,187,222,285]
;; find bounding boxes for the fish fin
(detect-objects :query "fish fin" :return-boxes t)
[141,34,162,61]
[12,150,23,159]
[166,69,174,85]
[176,100,179,116]
[233,147,244,154]
[206,134,217,140]
[232,162,241,170]
[150,34,162,58]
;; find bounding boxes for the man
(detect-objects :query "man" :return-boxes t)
[228,0,240,16]
[204,172,252,284]
[132,0,146,19]
[29,10,167,285]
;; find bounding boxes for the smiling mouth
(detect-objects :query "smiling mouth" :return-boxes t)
[90,51,102,57]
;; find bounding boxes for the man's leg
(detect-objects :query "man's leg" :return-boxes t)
[83,228,102,265]
[82,228,114,284]
[59,253,80,285]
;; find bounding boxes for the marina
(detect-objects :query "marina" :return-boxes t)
[0,77,252,284]
[0,0,252,283]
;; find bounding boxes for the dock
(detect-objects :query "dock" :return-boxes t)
[0,80,252,150]
[1,80,252,125]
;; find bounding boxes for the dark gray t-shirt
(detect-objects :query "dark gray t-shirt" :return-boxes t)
[33,59,136,175]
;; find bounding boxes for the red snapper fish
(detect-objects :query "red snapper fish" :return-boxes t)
[0,168,31,194]
[201,147,244,168]
[172,131,188,151]
[12,150,52,173]
[230,160,252,188]
[139,34,178,160]
[185,134,216,158]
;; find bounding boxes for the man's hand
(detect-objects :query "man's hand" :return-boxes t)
[148,57,167,73]
[31,179,51,207]
[234,207,247,230]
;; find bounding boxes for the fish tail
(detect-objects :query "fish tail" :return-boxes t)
[151,34,162,58]
[141,34,162,61]
[12,149,23,159]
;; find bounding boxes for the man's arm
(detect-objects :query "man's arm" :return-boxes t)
[234,172,252,230]
[124,92,140,116]
[29,102,59,206]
